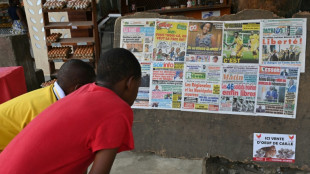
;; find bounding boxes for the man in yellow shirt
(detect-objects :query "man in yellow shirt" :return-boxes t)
[225,32,244,58]
[249,31,259,59]
[0,59,96,152]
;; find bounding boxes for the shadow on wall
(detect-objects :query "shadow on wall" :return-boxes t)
[232,0,305,17]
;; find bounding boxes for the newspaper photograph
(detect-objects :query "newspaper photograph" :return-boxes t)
[154,19,188,61]
[220,65,258,113]
[182,63,221,112]
[223,21,260,64]
[253,133,296,163]
[132,62,151,108]
[150,61,184,109]
[256,66,299,118]
[186,21,223,63]
[120,19,156,62]
[261,18,307,72]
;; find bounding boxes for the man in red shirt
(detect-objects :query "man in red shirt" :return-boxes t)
[0,48,141,174]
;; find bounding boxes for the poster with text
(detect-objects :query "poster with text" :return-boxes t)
[253,133,296,163]
[256,66,299,118]
[182,63,221,112]
[186,21,223,63]
[120,19,156,62]
[261,18,307,72]
[132,62,151,108]
[154,19,188,61]
[151,61,184,109]
[220,65,258,113]
[223,21,260,64]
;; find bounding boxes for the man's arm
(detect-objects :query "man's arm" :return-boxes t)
[88,148,118,174]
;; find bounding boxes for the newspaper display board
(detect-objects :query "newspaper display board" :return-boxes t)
[220,65,258,113]
[120,19,156,62]
[186,21,223,63]
[253,133,296,163]
[132,62,151,108]
[119,18,305,119]
[154,19,188,61]
[223,21,261,64]
[256,66,299,118]
[182,63,221,112]
[261,18,307,72]
[150,61,184,109]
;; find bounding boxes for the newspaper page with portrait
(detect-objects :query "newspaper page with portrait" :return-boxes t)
[132,62,151,108]
[261,18,307,72]
[182,63,221,112]
[220,65,258,114]
[222,21,261,64]
[120,19,156,62]
[186,21,223,63]
[150,61,184,109]
[255,66,300,118]
[253,133,296,163]
[153,19,188,61]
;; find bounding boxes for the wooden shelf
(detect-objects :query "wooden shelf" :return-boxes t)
[46,37,94,46]
[42,0,99,77]
[147,4,231,14]
[43,7,92,12]
[44,21,93,29]
[48,55,94,62]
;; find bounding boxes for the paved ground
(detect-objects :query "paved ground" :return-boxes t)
[110,151,203,174]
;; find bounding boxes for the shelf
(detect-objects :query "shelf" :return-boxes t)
[44,21,93,29]
[46,37,94,46]
[43,7,92,12]
[48,55,94,62]
[147,4,231,14]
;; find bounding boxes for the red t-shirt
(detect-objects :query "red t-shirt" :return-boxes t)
[0,83,134,173]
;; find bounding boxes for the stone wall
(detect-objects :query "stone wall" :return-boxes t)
[114,10,310,170]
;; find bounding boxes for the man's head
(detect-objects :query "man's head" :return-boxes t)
[269,86,273,91]
[212,56,218,63]
[96,48,141,106]
[289,79,294,86]
[234,32,239,38]
[57,59,96,95]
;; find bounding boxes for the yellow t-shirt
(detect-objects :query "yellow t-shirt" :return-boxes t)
[0,84,57,150]
[250,34,259,50]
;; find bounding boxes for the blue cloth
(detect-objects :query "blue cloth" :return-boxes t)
[266,90,278,102]
[287,85,296,93]
[195,34,212,47]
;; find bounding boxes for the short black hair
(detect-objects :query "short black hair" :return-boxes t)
[200,22,213,32]
[97,48,141,85]
[57,59,96,90]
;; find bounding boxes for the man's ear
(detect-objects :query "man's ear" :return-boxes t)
[126,76,136,89]
[74,84,84,90]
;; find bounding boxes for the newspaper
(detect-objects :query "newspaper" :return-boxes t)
[253,133,296,163]
[182,63,221,112]
[186,21,223,63]
[120,19,156,62]
[220,65,258,113]
[255,66,299,118]
[132,62,151,108]
[150,61,184,109]
[223,20,261,64]
[154,19,188,61]
[261,18,307,72]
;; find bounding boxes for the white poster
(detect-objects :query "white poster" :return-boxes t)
[253,133,296,163]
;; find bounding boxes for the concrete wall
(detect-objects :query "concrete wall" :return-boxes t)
[0,34,39,91]
[114,10,310,170]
